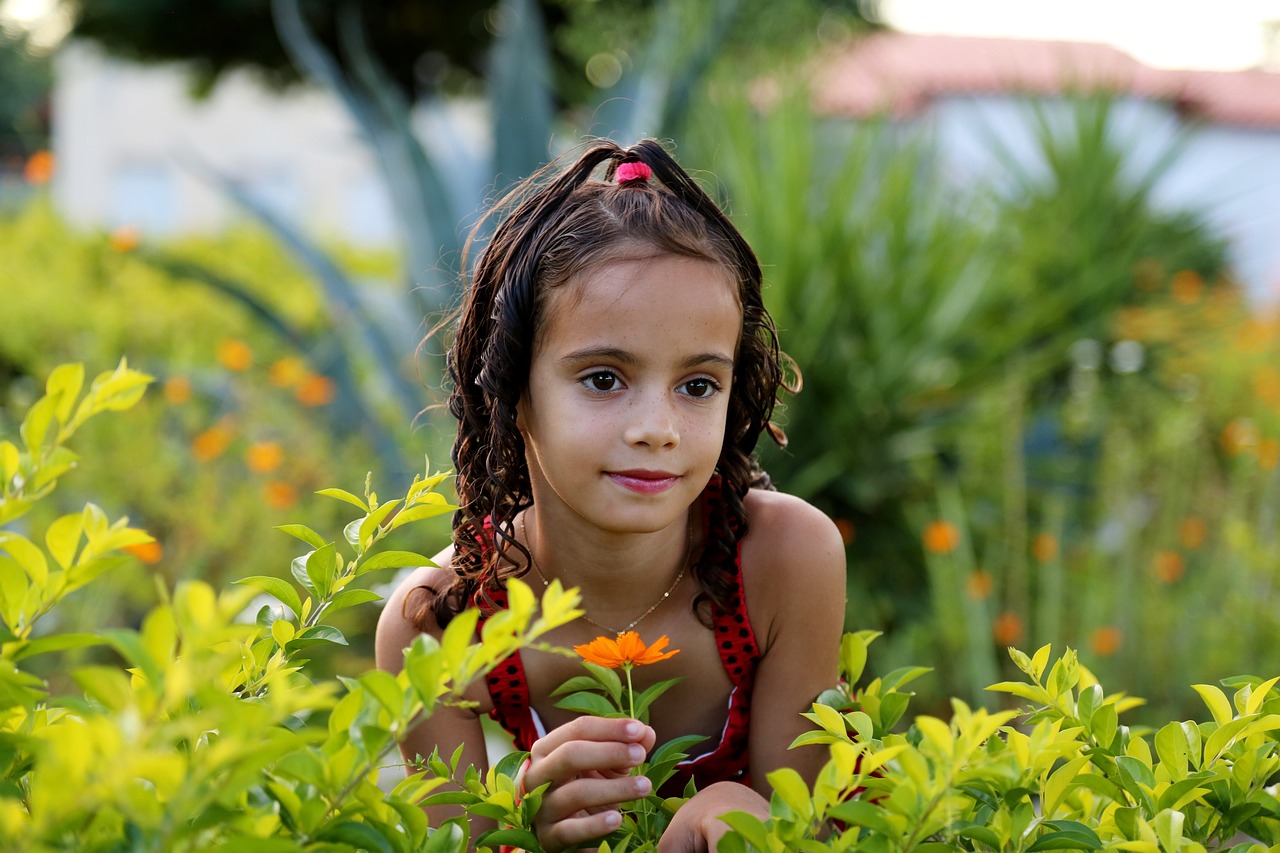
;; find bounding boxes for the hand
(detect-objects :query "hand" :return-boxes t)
[656,781,770,853]
[522,716,657,853]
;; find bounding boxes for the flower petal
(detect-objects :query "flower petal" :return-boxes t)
[574,635,625,668]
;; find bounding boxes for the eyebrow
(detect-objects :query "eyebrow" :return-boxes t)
[561,346,735,371]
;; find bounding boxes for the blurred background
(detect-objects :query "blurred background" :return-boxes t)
[3,0,1280,721]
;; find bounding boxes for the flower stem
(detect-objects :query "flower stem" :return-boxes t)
[625,663,635,720]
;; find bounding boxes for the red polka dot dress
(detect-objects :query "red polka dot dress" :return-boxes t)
[475,475,761,795]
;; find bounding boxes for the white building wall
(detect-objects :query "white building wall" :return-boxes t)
[52,42,396,246]
[926,94,1280,301]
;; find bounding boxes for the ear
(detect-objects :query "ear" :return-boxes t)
[515,394,528,434]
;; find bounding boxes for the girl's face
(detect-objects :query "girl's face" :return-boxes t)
[517,253,741,535]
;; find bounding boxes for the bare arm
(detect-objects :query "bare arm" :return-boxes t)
[375,562,495,833]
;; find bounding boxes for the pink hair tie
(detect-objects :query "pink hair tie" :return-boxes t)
[615,161,652,184]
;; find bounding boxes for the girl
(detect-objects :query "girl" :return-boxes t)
[376,139,846,852]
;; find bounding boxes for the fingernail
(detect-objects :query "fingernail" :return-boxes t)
[628,744,645,763]
[635,776,653,795]
[625,721,641,737]
[604,810,622,829]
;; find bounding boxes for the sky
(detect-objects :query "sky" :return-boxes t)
[5,0,1280,71]
[880,0,1280,70]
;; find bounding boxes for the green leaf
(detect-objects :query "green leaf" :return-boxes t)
[358,499,402,549]
[633,677,682,721]
[880,665,932,692]
[45,363,85,424]
[839,631,870,683]
[11,632,103,661]
[768,766,812,819]
[475,829,542,852]
[1193,683,1234,726]
[1155,721,1190,780]
[358,669,405,716]
[325,588,382,615]
[44,513,83,571]
[20,394,56,455]
[235,576,303,617]
[288,625,348,649]
[357,550,432,574]
[554,691,618,716]
[0,532,48,587]
[388,502,455,530]
[315,488,368,511]
[716,811,769,851]
[274,524,329,550]
[305,543,337,599]
[316,820,395,853]
[827,800,898,835]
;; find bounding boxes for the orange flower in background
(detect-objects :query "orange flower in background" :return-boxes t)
[1152,550,1185,584]
[192,422,235,462]
[1221,418,1259,455]
[264,481,298,509]
[992,611,1023,647]
[923,521,960,554]
[1253,367,1280,408]
[109,225,140,253]
[163,376,192,405]
[1235,318,1277,353]
[1179,517,1207,550]
[1170,269,1204,304]
[965,571,993,600]
[1260,438,1280,470]
[124,540,163,565]
[575,632,680,669]
[1032,533,1058,563]
[1090,627,1122,657]
[246,441,284,473]
[24,150,54,185]
[216,339,253,372]
[295,373,337,407]
[834,518,856,546]
[269,356,308,388]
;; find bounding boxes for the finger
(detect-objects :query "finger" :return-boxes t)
[537,773,653,824]
[526,739,649,791]
[537,807,624,852]
[531,717,654,756]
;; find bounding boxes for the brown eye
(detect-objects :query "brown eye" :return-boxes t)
[584,372,619,392]
[680,378,719,398]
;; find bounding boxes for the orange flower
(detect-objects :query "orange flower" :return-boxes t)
[24,150,54,185]
[124,540,163,565]
[1179,517,1206,550]
[1235,318,1277,353]
[1221,418,1259,455]
[264,481,298,510]
[1090,627,1122,657]
[834,518,855,546]
[992,611,1023,647]
[192,422,235,462]
[246,441,284,473]
[295,373,337,407]
[216,339,253,372]
[1032,533,1058,563]
[574,632,680,669]
[1152,550,1185,584]
[965,571,993,600]
[1260,438,1280,471]
[1253,367,1280,408]
[269,356,308,388]
[923,521,960,554]
[109,225,140,253]
[1170,269,1203,304]
[163,376,192,405]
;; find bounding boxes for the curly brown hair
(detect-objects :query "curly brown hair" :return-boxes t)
[406,139,793,630]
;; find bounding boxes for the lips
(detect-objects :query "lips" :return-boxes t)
[606,469,680,494]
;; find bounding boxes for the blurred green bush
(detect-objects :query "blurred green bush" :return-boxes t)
[0,202,448,681]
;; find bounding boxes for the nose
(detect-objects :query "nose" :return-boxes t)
[624,393,679,450]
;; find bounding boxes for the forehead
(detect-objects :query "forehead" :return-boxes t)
[535,254,742,352]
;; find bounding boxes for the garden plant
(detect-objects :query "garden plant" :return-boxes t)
[4,364,1280,851]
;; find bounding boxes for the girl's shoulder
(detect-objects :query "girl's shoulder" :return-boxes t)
[375,546,455,660]
[737,489,846,643]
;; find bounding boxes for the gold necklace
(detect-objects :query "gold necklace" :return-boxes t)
[519,511,691,635]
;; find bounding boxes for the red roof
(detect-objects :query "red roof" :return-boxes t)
[812,32,1280,129]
